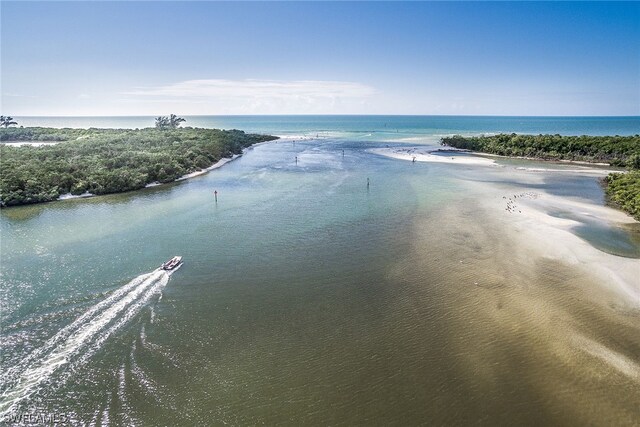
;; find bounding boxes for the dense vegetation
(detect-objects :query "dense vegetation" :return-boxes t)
[441,134,640,168]
[442,134,640,220]
[0,127,277,206]
[603,171,640,221]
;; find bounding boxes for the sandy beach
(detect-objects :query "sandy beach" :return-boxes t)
[370,146,498,166]
[479,184,639,307]
[58,191,95,200]
[2,141,61,147]
[378,148,639,309]
[371,146,625,175]
[401,195,640,421]
[176,153,241,181]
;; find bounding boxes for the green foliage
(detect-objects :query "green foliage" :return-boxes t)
[0,127,277,206]
[441,133,640,220]
[155,114,186,130]
[0,116,18,128]
[0,127,123,142]
[604,171,640,221]
[441,133,640,167]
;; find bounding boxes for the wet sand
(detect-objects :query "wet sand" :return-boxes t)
[373,148,640,424]
[394,196,639,425]
[380,147,639,306]
[462,165,639,307]
[487,188,639,304]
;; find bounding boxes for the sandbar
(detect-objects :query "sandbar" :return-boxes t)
[370,147,497,166]
[377,147,639,307]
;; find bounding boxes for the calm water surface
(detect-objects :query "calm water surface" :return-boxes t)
[1,116,639,425]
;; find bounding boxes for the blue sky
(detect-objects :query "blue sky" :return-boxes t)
[2,1,638,116]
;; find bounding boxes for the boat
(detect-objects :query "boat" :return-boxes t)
[161,256,183,271]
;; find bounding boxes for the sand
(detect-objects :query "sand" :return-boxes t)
[396,168,640,422]
[370,147,498,166]
[480,185,639,306]
[371,146,624,175]
[378,147,639,308]
[58,192,95,200]
[2,141,61,147]
[176,154,241,181]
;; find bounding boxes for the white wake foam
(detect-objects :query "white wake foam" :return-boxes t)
[0,269,170,416]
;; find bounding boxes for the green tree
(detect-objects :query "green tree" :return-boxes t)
[155,114,186,130]
[0,116,18,128]
[169,114,186,128]
[0,127,277,206]
[155,116,170,129]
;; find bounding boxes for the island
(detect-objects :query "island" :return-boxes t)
[0,127,278,207]
[441,134,640,220]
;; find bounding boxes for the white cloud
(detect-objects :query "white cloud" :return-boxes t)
[124,79,376,100]
[2,93,38,99]
[114,78,379,114]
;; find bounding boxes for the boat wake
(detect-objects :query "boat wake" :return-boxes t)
[0,268,171,416]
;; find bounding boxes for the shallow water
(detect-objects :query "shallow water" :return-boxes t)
[547,209,640,258]
[1,116,639,425]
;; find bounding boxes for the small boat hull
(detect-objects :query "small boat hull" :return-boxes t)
[161,256,183,271]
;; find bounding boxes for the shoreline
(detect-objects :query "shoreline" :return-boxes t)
[371,146,624,173]
[54,153,247,203]
[2,141,61,147]
[175,153,241,181]
[487,185,640,305]
[467,150,614,167]
[377,146,639,307]
[0,127,279,208]
[408,190,640,404]
[369,147,498,166]
[373,145,635,220]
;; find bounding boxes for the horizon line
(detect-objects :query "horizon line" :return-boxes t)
[7,114,640,119]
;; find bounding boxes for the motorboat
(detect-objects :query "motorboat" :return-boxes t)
[161,256,183,271]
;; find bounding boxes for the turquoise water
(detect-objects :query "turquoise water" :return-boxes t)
[1,117,639,425]
[14,114,640,136]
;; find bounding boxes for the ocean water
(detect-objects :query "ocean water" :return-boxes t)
[14,114,640,137]
[1,116,639,425]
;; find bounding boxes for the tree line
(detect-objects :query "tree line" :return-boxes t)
[441,133,640,220]
[441,133,640,168]
[0,127,277,207]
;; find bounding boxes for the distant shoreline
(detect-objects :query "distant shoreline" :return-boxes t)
[468,151,613,167]
[0,127,278,207]
[55,153,247,203]
[440,134,640,221]
[371,146,622,174]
